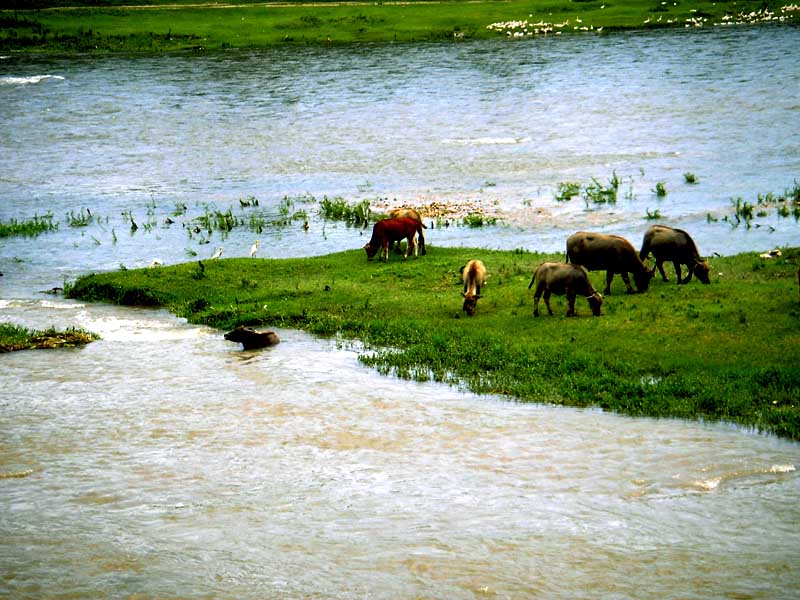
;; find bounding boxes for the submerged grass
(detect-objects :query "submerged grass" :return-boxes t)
[66,246,800,440]
[0,323,98,352]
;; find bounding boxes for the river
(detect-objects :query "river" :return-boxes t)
[1,25,799,599]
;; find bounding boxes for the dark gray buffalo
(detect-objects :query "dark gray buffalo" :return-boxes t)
[566,231,654,295]
[639,224,710,285]
[528,262,603,317]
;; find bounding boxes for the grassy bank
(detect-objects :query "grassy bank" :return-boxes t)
[2,1,798,53]
[66,246,800,439]
[0,322,98,352]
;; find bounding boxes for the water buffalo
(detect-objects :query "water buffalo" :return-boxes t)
[224,326,280,350]
[364,217,424,261]
[461,259,487,316]
[528,262,603,317]
[566,231,654,295]
[388,207,427,256]
[639,224,710,285]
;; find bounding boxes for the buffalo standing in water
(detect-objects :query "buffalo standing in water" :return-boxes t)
[566,231,654,295]
[224,326,280,350]
[528,262,603,317]
[639,224,710,285]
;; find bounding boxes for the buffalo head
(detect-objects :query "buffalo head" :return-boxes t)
[364,242,379,261]
[634,267,656,293]
[462,293,481,316]
[587,291,604,316]
[693,260,711,284]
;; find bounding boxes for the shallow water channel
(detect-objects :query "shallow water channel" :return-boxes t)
[2,24,800,598]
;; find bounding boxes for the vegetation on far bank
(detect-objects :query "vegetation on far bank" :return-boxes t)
[0,322,98,352]
[1,0,798,53]
[66,246,800,440]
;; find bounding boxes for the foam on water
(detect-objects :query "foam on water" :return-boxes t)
[0,74,65,85]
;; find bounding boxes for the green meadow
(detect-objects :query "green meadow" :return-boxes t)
[65,246,800,440]
[2,0,798,52]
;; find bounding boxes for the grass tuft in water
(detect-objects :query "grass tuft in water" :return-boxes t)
[0,213,58,238]
[319,196,372,227]
[0,323,99,353]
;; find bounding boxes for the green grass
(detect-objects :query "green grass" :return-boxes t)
[66,246,800,440]
[0,323,98,352]
[1,1,797,52]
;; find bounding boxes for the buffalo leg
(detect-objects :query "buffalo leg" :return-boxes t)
[533,288,542,316]
[543,290,554,316]
[656,259,669,282]
[679,261,694,284]
[604,271,615,295]
[619,271,635,294]
[403,236,416,259]
[566,291,577,317]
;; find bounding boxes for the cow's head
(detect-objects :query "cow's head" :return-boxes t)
[694,260,711,284]
[364,242,379,261]
[462,292,481,316]
[587,292,604,316]
[634,267,655,293]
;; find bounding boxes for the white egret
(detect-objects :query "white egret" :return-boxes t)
[249,239,259,257]
[211,246,223,260]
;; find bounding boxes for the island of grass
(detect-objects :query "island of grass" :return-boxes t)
[0,323,98,352]
[66,246,800,440]
[1,0,798,53]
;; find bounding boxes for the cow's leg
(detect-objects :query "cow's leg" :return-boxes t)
[604,271,615,295]
[382,241,389,261]
[656,259,669,282]
[543,290,554,316]
[620,271,635,294]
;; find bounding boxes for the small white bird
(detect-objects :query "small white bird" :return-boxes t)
[148,258,163,268]
[249,239,260,258]
[211,246,223,260]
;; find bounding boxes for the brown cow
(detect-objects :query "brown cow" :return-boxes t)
[461,259,487,316]
[566,231,654,295]
[639,224,710,285]
[364,217,423,261]
[388,207,427,256]
[528,262,603,317]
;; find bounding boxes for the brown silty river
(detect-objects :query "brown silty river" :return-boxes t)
[2,24,800,599]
